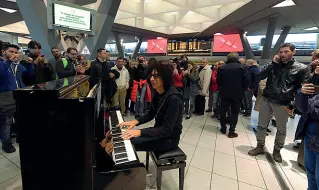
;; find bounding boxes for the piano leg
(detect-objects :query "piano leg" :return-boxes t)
[179,166,185,190]
[145,152,149,171]
[156,168,162,190]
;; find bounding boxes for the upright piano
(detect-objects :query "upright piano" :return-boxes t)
[13,75,147,190]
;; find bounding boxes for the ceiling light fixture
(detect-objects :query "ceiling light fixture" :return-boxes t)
[244,31,248,34]
[214,33,223,35]
[303,26,319,31]
[0,7,17,13]
[272,0,295,8]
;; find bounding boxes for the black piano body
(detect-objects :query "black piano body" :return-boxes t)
[13,75,146,190]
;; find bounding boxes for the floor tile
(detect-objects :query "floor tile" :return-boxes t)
[213,152,237,180]
[205,119,219,127]
[188,122,204,133]
[0,174,22,190]
[210,174,238,190]
[233,141,255,161]
[0,165,20,183]
[238,182,265,190]
[137,151,147,163]
[179,143,196,165]
[193,116,207,125]
[203,124,218,134]
[182,120,192,130]
[215,137,234,156]
[236,157,266,189]
[190,147,214,172]
[257,161,281,190]
[233,131,250,144]
[184,166,211,190]
[0,158,13,170]
[282,167,307,190]
[197,131,216,151]
[181,131,201,146]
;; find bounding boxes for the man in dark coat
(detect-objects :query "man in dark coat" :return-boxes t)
[89,48,119,105]
[217,52,249,138]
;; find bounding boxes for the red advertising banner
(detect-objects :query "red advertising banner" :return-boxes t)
[213,34,243,52]
[147,39,168,53]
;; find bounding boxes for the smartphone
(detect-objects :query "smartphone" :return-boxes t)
[314,85,319,94]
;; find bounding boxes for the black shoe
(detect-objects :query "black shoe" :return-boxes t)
[211,114,218,119]
[267,128,271,133]
[273,149,282,163]
[228,132,238,138]
[185,116,191,120]
[196,112,204,115]
[10,133,16,138]
[205,109,212,112]
[220,127,227,134]
[135,115,140,119]
[239,110,246,114]
[2,142,16,153]
[244,111,251,117]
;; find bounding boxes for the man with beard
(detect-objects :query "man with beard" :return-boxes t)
[55,47,84,78]
[0,43,34,153]
[21,41,55,85]
[248,43,310,163]
[48,47,62,71]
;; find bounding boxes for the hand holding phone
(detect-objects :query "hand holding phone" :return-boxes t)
[273,55,280,64]
[301,83,315,95]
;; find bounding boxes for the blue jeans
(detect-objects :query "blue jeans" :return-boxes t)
[0,115,13,143]
[305,122,319,190]
[135,84,147,116]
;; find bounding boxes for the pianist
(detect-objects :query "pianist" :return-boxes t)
[119,61,183,152]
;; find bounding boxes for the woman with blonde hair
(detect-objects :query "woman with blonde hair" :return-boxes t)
[183,61,199,119]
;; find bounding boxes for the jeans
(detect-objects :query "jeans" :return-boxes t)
[208,90,219,111]
[131,136,179,152]
[219,98,241,132]
[245,90,254,112]
[257,97,289,150]
[305,122,319,190]
[135,84,147,116]
[0,115,13,143]
[184,94,196,116]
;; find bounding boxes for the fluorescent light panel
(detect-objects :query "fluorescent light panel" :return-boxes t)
[304,26,319,31]
[0,7,17,13]
[272,0,295,8]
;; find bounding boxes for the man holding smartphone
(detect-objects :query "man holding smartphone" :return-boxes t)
[248,43,310,163]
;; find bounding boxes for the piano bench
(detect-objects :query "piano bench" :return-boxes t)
[145,147,187,190]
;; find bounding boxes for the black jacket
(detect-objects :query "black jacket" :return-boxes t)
[0,91,15,117]
[260,59,310,107]
[137,87,183,139]
[217,60,249,100]
[21,53,55,85]
[55,58,76,79]
[248,65,260,90]
[89,58,119,100]
[133,64,148,82]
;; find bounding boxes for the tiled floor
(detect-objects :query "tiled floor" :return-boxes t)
[0,101,308,190]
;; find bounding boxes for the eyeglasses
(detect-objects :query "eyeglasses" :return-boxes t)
[149,73,159,79]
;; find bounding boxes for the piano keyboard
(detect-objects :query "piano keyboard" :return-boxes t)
[109,110,137,165]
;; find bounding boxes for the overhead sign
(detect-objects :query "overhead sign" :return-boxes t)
[53,3,91,31]
[147,39,168,54]
[213,34,243,52]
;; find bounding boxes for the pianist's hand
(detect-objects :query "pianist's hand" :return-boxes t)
[119,120,139,130]
[121,130,141,140]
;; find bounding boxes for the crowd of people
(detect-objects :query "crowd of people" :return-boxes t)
[2,39,319,189]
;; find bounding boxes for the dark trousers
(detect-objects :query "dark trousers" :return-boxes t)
[125,87,134,112]
[220,98,241,132]
[131,136,179,152]
[196,95,206,114]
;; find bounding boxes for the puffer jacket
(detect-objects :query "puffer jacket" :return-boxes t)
[259,59,310,108]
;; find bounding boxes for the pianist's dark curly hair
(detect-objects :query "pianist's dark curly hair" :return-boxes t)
[147,60,173,91]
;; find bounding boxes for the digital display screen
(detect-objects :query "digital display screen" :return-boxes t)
[53,3,92,31]
[147,39,168,54]
[213,34,243,52]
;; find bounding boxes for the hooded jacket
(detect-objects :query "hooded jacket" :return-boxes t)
[111,65,130,89]
[260,59,310,108]
[137,87,183,139]
[199,64,212,96]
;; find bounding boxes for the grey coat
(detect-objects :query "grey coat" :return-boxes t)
[183,70,200,99]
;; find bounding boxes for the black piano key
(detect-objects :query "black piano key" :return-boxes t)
[113,138,124,143]
[115,153,128,160]
[116,158,129,164]
[114,142,125,147]
[114,147,126,153]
